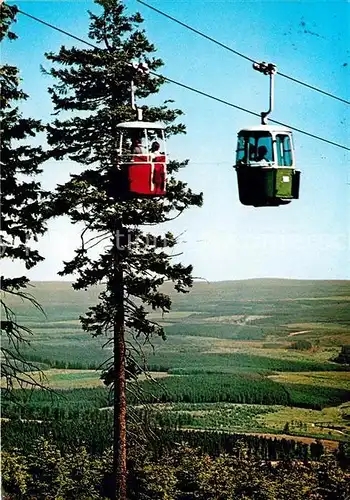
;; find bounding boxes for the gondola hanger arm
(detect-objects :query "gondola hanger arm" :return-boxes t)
[130,61,149,121]
[253,62,277,124]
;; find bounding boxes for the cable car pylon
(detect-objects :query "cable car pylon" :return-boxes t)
[234,61,301,207]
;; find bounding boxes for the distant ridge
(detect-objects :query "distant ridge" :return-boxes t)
[15,279,349,309]
[29,278,350,286]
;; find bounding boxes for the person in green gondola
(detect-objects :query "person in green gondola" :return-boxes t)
[255,145,269,164]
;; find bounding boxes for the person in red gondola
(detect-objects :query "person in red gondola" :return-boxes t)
[150,141,161,160]
[152,162,165,193]
[131,136,143,155]
[150,141,165,193]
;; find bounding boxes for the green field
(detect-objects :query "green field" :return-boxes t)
[2,279,349,444]
[269,371,350,390]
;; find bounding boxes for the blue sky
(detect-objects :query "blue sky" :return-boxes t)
[4,0,350,281]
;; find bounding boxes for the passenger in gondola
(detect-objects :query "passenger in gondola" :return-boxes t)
[152,162,165,193]
[150,141,161,160]
[255,145,269,164]
[131,136,143,155]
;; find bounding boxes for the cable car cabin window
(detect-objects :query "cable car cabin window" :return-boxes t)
[130,133,147,161]
[236,135,246,163]
[255,135,273,162]
[146,130,166,162]
[119,129,165,163]
[248,137,256,161]
[276,134,293,167]
[236,133,273,165]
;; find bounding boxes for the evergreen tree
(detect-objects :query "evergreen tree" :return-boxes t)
[45,0,202,358]
[0,3,47,391]
[44,0,202,497]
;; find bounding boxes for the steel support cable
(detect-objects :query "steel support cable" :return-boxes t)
[137,0,350,106]
[154,73,350,150]
[16,9,98,49]
[17,8,350,151]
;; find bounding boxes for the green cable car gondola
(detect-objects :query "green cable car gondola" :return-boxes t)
[234,62,301,207]
[235,125,300,206]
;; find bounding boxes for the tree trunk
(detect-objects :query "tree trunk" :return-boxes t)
[113,231,127,500]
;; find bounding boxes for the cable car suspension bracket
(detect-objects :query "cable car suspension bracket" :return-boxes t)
[253,61,277,125]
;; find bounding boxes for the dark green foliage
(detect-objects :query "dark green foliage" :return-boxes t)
[2,437,111,499]
[283,422,290,434]
[2,411,113,455]
[140,442,349,499]
[19,344,108,370]
[130,374,350,409]
[0,3,17,40]
[289,339,313,351]
[334,346,350,365]
[0,3,47,391]
[3,435,350,500]
[0,415,329,462]
[152,429,310,461]
[310,439,325,460]
[336,441,350,467]
[281,383,350,409]
[1,387,110,420]
[129,374,291,405]
[0,3,46,272]
[146,351,346,374]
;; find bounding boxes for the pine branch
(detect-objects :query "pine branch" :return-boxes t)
[1,6,48,395]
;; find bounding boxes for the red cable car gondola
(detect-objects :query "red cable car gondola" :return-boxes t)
[107,62,168,199]
[116,121,167,197]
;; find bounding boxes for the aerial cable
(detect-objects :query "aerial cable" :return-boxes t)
[137,0,350,106]
[16,9,99,50]
[137,0,255,65]
[155,74,350,150]
[16,9,350,151]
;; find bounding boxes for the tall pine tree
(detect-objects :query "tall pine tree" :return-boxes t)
[0,3,47,392]
[44,0,202,497]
